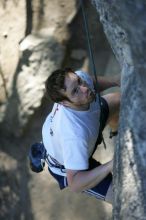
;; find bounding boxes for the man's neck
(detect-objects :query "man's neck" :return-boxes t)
[65,103,90,111]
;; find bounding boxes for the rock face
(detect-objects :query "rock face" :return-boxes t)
[92,0,146,219]
[1,34,64,136]
[0,1,120,220]
[0,0,78,136]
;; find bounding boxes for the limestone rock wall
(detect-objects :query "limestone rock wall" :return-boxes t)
[0,0,79,136]
[0,2,120,220]
[92,0,146,219]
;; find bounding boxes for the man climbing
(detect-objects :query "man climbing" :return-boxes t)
[42,67,120,204]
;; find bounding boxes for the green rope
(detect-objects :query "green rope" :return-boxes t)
[80,0,99,93]
[81,0,106,149]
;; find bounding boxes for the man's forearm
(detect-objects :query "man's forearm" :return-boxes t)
[67,160,113,192]
[94,75,120,92]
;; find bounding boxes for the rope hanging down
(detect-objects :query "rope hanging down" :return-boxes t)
[80,0,106,149]
[80,0,99,93]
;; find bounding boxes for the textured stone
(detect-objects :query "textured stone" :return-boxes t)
[0,0,79,136]
[0,35,64,136]
[92,0,146,219]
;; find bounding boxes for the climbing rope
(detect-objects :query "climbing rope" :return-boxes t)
[80,0,106,149]
[80,0,99,93]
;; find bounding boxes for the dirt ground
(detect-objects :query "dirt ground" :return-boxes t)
[0,1,120,220]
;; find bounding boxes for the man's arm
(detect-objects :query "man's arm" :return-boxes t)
[66,160,113,192]
[93,75,120,92]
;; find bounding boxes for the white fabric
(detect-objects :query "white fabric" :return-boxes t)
[42,70,100,176]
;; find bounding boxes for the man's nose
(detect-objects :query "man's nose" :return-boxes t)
[80,85,88,93]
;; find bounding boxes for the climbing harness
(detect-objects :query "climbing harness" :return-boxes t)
[81,0,106,149]
[29,142,65,173]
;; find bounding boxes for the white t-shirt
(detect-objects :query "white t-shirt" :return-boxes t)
[42,70,100,176]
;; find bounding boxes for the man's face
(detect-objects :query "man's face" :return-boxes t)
[61,72,95,110]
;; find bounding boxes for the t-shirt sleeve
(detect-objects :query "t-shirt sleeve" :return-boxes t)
[62,137,89,170]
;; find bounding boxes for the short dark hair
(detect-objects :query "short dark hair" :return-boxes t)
[45,67,74,103]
